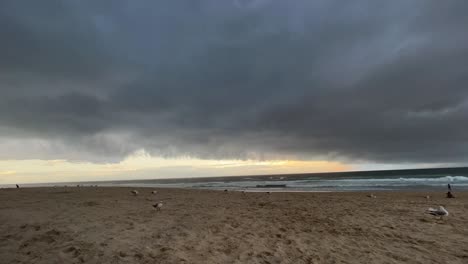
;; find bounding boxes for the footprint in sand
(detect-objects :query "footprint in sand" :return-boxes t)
[20,223,41,231]
[58,245,85,263]
[63,246,81,258]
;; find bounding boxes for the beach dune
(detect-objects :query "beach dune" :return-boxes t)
[1,187,467,263]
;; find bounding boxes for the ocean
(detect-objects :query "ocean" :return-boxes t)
[9,167,468,192]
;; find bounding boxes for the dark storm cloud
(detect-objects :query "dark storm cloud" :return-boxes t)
[1,0,468,163]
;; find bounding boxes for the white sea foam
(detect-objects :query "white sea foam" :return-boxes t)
[132,175,468,192]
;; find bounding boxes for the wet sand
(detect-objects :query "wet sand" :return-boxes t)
[1,187,467,263]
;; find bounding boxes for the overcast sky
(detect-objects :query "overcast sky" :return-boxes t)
[1,1,467,183]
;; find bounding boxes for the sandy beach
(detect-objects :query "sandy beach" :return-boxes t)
[1,187,467,264]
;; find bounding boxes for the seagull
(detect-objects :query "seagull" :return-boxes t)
[425,195,430,200]
[153,201,163,211]
[427,206,449,219]
[131,190,139,196]
[367,194,377,198]
[151,190,158,195]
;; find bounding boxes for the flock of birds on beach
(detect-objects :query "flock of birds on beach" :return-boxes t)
[126,184,455,220]
[131,189,163,211]
[13,182,456,220]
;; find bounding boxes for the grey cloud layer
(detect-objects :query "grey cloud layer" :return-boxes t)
[1,0,468,163]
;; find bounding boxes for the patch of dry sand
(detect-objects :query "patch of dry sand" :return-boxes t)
[1,188,467,263]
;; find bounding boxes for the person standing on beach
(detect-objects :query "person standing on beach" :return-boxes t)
[16,184,19,189]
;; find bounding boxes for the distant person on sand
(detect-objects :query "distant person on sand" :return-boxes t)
[447,183,455,198]
[16,184,19,189]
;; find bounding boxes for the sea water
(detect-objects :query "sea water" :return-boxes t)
[11,167,468,192]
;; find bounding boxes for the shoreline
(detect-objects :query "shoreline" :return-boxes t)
[3,186,465,195]
[1,187,467,263]
[1,185,463,194]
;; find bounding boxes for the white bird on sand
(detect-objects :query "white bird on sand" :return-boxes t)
[151,190,158,194]
[131,190,139,196]
[153,201,163,211]
[367,194,377,198]
[427,206,449,219]
[425,195,430,200]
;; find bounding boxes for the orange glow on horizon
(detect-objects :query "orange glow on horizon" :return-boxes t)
[0,151,352,184]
